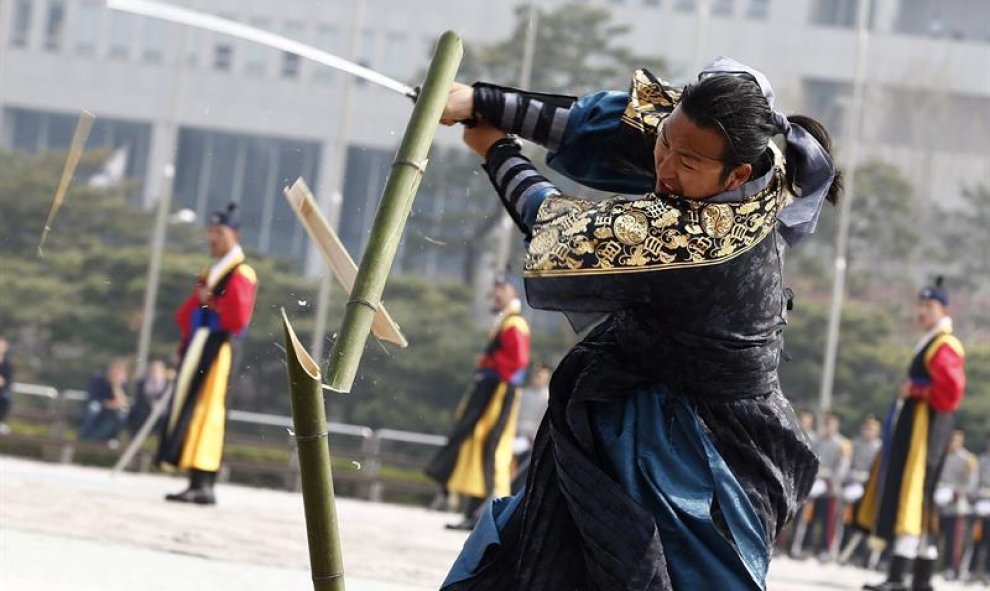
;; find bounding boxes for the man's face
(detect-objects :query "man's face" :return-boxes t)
[861,420,879,441]
[148,361,167,382]
[107,361,128,386]
[490,284,514,312]
[914,299,945,332]
[799,412,814,433]
[949,432,964,453]
[207,225,238,259]
[826,417,841,437]
[653,107,752,201]
[532,367,551,388]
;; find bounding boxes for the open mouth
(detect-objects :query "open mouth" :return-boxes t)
[656,180,676,194]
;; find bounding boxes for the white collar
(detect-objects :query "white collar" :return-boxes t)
[490,298,522,335]
[913,316,952,354]
[207,244,244,288]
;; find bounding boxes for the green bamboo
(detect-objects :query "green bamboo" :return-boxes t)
[281,309,345,591]
[327,31,463,393]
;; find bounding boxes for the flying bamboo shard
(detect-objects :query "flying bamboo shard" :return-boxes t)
[283,178,408,348]
[38,109,96,257]
[280,309,345,591]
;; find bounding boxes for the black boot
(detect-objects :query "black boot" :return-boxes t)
[910,558,935,591]
[445,495,484,530]
[164,469,216,505]
[863,555,910,591]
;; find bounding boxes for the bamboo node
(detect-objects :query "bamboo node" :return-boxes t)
[313,572,346,582]
[346,297,380,312]
[391,158,428,173]
[293,430,329,442]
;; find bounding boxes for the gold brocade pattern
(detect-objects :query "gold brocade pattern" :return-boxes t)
[523,169,786,277]
[621,69,680,137]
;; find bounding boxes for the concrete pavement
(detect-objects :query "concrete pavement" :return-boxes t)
[0,456,973,590]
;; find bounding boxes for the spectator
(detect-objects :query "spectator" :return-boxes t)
[936,429,977,580]
[806,412,852,560]
[127,359,170,436]
[0,335,13,435]
[967,434,990,584]
[79,358,130,446]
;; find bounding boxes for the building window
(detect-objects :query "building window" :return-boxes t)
[108,12,133,59]
[712,0,734,16]
[141,18,169,64]
[282,22,305,79]
[44,0,66,51]
[675,0,696,12]
[383,32,408,79]
[174,127,321,262]
[314,25,338,83]
[812,0,875,28]
[747,0,770,19]
[214,43,232,70]
[244,18,271,76]
[75,0,101,56]
[10,0,33,48]
[184,28,201,67]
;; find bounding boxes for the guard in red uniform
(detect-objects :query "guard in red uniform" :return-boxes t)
[426,275,531,530]
[158,204,258,505]
[861,278,967,591]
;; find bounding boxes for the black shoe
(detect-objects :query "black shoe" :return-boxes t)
[910,558,935,591]
[164,487,216,505]
[863,555,910,591]
[164,469,216,505]
[862,583,908,591]
[444,519,476,531]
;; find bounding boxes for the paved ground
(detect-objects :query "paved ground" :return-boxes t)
[0,456,974,590]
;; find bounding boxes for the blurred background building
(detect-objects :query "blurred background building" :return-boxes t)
[1,0,988,275]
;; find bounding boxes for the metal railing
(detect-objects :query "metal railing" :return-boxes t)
[5,382,447,502]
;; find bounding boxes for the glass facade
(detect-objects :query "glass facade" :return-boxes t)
[173,128,322,261]
[44,0,66,52]
[10,0,33,48]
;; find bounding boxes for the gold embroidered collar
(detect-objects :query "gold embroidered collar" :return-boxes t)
[523,162,786,278]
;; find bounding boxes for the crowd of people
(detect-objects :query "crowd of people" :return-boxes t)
[782,413,990,584]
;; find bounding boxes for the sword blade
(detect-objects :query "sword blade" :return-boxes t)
[107,0,418,98]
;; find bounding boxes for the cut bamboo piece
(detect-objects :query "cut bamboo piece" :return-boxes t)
[39,109,96,256]
[283,178,407,347]
[281,309,345,591]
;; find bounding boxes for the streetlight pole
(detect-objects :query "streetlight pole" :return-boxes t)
[482,3,538,320]
[817,0,871,418]
[134,27,189,379]
[692,0,712,74]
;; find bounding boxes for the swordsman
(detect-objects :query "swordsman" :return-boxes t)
[437,57,842,590]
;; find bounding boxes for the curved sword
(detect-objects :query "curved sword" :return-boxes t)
[106,0,418,99]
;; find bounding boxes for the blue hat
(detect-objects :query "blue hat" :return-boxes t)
[209,202,240,230]
[918,276,949,307]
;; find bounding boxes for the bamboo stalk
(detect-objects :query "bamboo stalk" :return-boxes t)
[326,30,463,393]
[281,309,345,591]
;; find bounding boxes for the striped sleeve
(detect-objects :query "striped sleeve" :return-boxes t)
[482,138,559,238]
[473,82,577,153]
